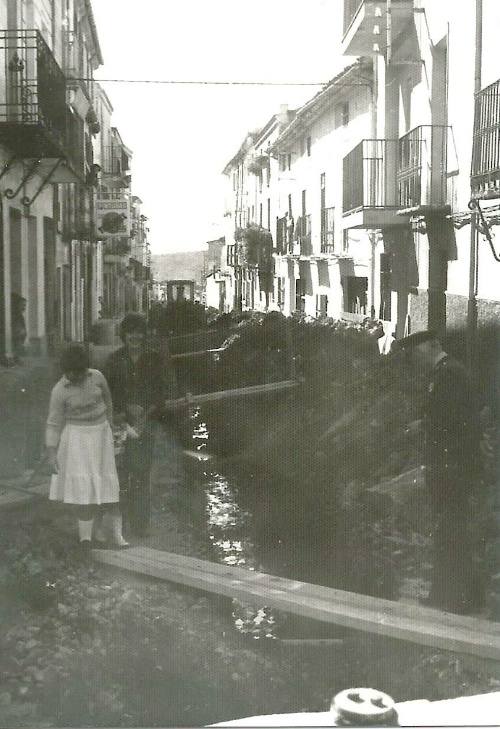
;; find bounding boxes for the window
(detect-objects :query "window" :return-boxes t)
[259,203,263,227]
[295,278,306,312]
[287,153,291,171]
[276,216,287,254]
[316,294,328,318]
[321,207,335,254]
[277,277,286,308]
[335,101,350,128]
[306,136,312,156]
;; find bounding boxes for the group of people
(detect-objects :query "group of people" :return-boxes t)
[45,312,179,556]
[46,310,491,614]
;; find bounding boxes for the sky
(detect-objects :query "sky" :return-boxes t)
[90,0,346,254]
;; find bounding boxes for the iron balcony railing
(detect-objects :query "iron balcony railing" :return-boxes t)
[321,207,335,254]
[343,127,449,215]
[471,78,500,198]
[343,139,395,213]
[103,238,131,257]
[0,29,72,159]
[397,125,448,209]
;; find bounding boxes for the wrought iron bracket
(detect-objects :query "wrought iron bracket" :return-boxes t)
[21,158,66,207]
[0,155,21,185]
[4,159,41,200]
[469,198,500,262]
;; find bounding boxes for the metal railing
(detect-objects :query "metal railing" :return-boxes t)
[103,238,131,256]
[0,29,68,155]
[471,78,500,197]
[397,125,448,208]
[343,139,395,213]
[321,207,335,253]
[343,128,449,214]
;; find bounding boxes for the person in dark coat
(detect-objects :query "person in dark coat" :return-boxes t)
[104,313,179,537]
[396,330,485,614]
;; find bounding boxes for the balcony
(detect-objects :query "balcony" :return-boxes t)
[297,214,312,256]
[103,237,131,263]
[320,207,335,254]
[342,0,414,57]
[397,125,449,210]
[343,139,403,228]
[0,30,75,161]
[343,127,449,227]
[471,78,500,199]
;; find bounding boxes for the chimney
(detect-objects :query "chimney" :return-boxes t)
[277,104,290,130]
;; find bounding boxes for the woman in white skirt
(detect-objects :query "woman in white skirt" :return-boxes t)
[46,344,128,555]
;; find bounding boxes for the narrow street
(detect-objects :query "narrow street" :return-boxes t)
[1,328,500,726]
[1,0,500,725]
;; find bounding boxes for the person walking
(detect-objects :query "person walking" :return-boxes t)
[45,343,128,555]
[395,330,485,614]
[104,313,179,537]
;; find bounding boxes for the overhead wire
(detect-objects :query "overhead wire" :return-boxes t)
[78,77,372,87]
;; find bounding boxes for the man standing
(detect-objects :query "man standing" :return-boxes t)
[395,330,485,615]
[104,313,179,537]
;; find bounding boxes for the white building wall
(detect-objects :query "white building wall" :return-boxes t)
[406,1,500,305]
[273,75,374,319]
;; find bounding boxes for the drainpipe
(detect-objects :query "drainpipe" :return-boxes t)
[369,57,378,320]
[467,0,482,371]
[386,0,392,66]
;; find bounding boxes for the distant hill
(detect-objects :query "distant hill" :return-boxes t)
[151,251,206,284]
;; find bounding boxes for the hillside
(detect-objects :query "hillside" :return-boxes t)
[151,251,206,284]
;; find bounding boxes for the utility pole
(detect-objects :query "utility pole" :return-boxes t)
[467,0,482,371]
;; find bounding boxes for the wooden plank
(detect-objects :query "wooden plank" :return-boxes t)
[98,549,500,634]
[164,380,298,408]
[165,330,232,354]
[92,547,500,660]
[171,348,225,359]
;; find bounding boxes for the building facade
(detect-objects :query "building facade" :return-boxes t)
[339,0,500,339]
[0,0,150,363]
[216,0,500,347]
